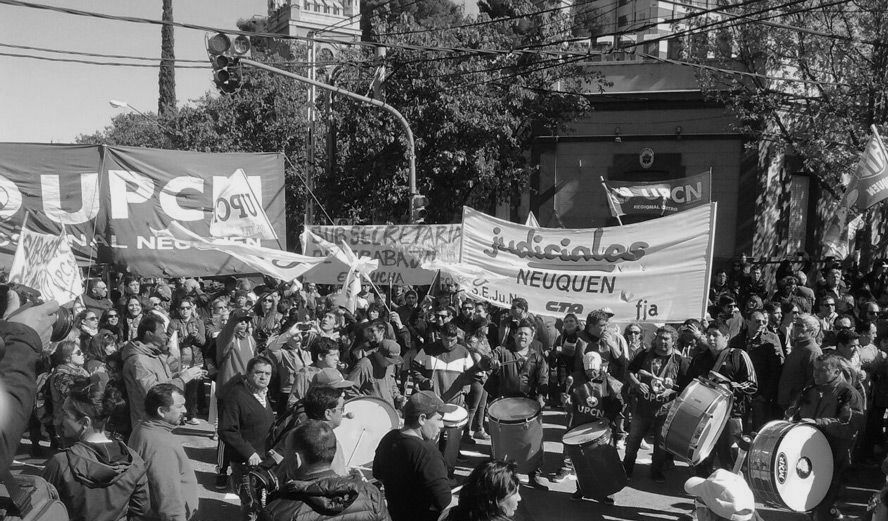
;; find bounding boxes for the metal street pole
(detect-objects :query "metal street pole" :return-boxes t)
[240,58,417,197]
[305,33,317,228]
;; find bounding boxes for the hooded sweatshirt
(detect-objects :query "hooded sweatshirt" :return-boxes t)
[261,469,389,521]
[43,438,149,521]
[121,340,185,426]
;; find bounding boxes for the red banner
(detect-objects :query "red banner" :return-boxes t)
[0,144,286,277]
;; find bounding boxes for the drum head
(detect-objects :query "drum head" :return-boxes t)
[562,420,610,446]
[690,390,730,462]
[443,405,468,427]
[334,397,399,468]
[770,424,834,512]
[488,398,540,424]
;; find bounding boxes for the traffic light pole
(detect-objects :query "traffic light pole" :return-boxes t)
[240,58,417,197]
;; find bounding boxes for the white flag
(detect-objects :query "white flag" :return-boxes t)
[525,211,540,227]
[156,222,326,282]
[210,169,278,240]
[9,214,83,304]
[303,229,379,313]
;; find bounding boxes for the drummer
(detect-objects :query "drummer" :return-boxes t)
[786,352,863,521]
[556,351,623,503]
[487,319,550,489]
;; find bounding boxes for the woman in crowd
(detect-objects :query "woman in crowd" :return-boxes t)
[83,331,119,376]
[43,377,149,521]
[122,295,145,342]
[253,290,283,351]
[49,341,90,448]
[549,313,586,404]
[465,321,493,442]
[624,323,646,361]
[445,460,522,521]
[169,296,207,424]
[99,308,125,341]
[76,309,100,350]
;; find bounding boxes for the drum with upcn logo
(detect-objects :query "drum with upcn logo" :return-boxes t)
[487,397,543,473]
[562,420,627,499]
[746,420,834,512]
[334,396,399,468]
[439,405,468,471]
[661,374,734,465]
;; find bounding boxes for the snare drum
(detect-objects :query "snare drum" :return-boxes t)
[746,420,834,512]
[562,420,627,499]
[440,406,469,471]
[334,396,399,468]
[661,376,733,465]
[487,397,543,473]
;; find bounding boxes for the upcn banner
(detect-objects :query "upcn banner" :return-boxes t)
[604,171,711,216]
[0,144,285,277]
[302,224,462,285]
[460,204,717,321]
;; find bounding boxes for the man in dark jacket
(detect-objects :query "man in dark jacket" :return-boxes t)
[728,311,782,430]
[778,313,823,409]
[220,356,276,520]
[262,420,390,521]
[82,279,114,316]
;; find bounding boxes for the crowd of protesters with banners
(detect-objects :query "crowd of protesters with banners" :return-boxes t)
[2,251,888,521]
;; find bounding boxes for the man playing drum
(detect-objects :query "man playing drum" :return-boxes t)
[786,352,863,521]
[487,319,550,489]
[622,325,688,483]
[557,351,623,503]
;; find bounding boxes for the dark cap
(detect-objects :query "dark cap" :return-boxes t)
[403,390,458,418]
[310,367,356,389]
[376,341,403,367]
[230,309,253,323]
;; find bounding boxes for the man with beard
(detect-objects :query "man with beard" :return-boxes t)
[786,353,863,521]
[728,310,782,430]
[121,314,206,426]
[83,279,114,316]
[487,319,550,489]
[498,297,550,351]
[778,313,823,410]
[555,351,623,503]
[128,383,199,521]
[219,356,276,520]
[622,326,688,483]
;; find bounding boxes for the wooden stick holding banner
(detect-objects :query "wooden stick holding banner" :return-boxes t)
[600,176,623,226]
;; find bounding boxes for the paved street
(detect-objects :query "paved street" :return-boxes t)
[12,407,883,520]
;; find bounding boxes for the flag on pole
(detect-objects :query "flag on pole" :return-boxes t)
[823,126,888,258]
[210,169,278,241]
[156,223,325,282]
[302,229,379,313]
[8,212,83,304]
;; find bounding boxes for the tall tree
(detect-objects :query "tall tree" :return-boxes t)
[158,0,176,117]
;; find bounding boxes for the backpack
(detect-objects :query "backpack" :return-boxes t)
[0,473,69,521]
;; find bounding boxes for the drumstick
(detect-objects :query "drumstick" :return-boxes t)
[638,369,674,388]
[346,428,367,468]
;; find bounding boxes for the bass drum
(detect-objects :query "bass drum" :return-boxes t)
[334,396,399,468]
[746,420,834,512]
[487,397,543,474]
[661,376,733,465]
[562,420,627,499]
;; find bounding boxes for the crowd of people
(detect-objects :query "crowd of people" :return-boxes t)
[2,252,888,521]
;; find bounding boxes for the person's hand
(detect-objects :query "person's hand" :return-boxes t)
[537,395,546,409]
[390,313,403,329]
[5,298,60,347]
[248,453,262,466]
[636,382,651,397]
[560,393,571,406]
[489,358,501,371]
[349,468,367,482]
[180,366,204,383]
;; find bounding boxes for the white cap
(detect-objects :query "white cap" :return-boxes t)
[582,351,602,372]
[684,469,755,521]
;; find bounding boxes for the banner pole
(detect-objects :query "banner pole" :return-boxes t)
[600,177,623,226]
[362,274,392,315]
[242,169,284,250]
[701,202,718,320]
[708,167,713,202]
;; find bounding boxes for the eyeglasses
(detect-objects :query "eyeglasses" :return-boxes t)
[435,314,449,320]
[822,303,836,307]
[264,299,274,303]
[180,306,192,310]
[85,316,98,321]
[107,313,118,318]
[627,330,641,335]
[73,350,83,355]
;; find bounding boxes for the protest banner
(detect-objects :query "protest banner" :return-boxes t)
[301,224,461,285]
[8,213,83,304]
[210,168,278,241]
[602,170,711,217]
[0,144,285,277]
[460,204,717,321]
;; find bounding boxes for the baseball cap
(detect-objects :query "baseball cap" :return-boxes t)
[684,469,755,521]
[601,306,615,318]
[404,390,459,418]
[310,367,356,390]
[375,341,403,367]
[582,351,602,371]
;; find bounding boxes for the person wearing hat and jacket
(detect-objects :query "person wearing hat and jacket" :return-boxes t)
[373,390,456,521]
[348,331,405,409]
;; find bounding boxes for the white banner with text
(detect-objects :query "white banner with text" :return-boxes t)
[459,204,717,321]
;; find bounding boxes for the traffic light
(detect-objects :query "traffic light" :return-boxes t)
[410,194,428,224]
[206,33,251,94]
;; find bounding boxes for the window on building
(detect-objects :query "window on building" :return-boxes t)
[618,15,629,26]
[324,6,330,12]
[314,3,320,10]
[334,7,340,14]
[619,0,629,5]
[304,1,309,8]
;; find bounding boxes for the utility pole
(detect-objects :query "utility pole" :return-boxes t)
[305,32,317,229]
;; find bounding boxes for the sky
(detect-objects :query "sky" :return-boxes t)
[0,0,268,144]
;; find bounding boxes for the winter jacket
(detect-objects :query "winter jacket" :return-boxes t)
[43,439,149,521]
[261,469,390,521]
[348,353,402,408]
[167,316,206,369]
[0,320,42,471]
[50,363,90,429]
[128,419,199,521]
[121,340,185,426]
[485,345,549,400]
[411,340,474,405]
[777,336,822,408]
[219,376,275,462]
[787,377,863,464]
[216,321,256,389]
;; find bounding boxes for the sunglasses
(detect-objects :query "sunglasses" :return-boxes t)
[627,330,641,335]
[85,316,98,321]
[107,313,118,318]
